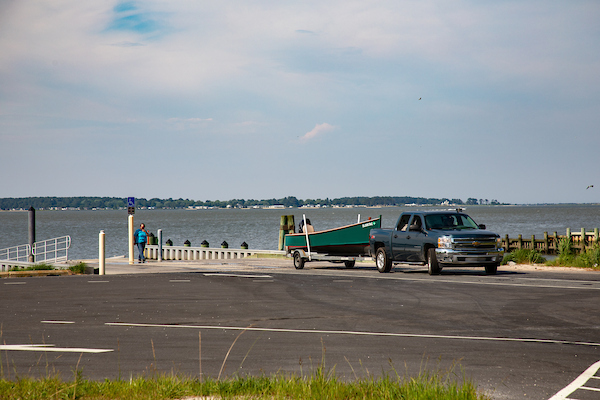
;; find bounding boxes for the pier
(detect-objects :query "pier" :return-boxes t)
[501,228,599,255]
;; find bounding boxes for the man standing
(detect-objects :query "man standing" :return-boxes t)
[134,223,148,263]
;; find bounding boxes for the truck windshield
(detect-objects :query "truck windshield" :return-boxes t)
[424,214,480,230]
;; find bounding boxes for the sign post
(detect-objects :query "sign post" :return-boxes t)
[128,197,135,265]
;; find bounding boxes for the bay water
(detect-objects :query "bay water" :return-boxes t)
[1,204,600,260]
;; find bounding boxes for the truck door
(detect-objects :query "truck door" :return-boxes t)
[391,214,411,261]
[404,215,427,262]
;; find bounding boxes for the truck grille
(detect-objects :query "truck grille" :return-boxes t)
[453,237,497,250]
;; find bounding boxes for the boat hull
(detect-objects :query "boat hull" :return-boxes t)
[284,218,381,256]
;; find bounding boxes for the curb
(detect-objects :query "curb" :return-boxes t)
[0,270,71,278]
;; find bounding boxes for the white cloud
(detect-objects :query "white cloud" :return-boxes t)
[300,123,336,141]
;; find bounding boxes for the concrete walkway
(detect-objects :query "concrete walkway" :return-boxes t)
[77,255,321,275]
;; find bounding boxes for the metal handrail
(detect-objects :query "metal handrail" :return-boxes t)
[32,236,71,263]
[0,244,31,262]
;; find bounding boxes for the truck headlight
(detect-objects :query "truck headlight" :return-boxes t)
[438,236,452,249]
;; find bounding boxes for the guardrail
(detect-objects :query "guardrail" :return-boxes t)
[0,236,71,264]
[0,244,31,262]
[33,236,71,263]
[144,245,285,261]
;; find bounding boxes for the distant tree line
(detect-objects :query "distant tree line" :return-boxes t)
[0,196,504,210]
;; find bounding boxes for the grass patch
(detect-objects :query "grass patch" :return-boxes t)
[0,369,490,399]
[546,238,600,270]
[246,253,287,259]
[68,262,88,274]
[9,263,55,271]
[502,248,546,265]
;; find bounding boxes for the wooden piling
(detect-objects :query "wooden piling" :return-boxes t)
[278,215,296,251]
[278,215,287,251]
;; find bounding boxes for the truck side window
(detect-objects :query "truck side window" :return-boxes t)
[410,216,423,231]
[397,215,411,231]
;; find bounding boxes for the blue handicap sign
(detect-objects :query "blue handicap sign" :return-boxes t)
[127,197,135,207]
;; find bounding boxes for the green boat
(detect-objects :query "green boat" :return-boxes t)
[284,216,382,258]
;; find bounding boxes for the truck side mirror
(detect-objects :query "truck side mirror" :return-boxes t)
[478,224,486,229]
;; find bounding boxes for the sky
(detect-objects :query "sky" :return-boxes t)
[1,1,599,204]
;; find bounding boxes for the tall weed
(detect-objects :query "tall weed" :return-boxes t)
[502,248,545,265]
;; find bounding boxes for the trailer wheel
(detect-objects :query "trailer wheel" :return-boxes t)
[485,263,498,275]
[344,260,355,268]
[376,248,392,273]
[427,248,441,275]
[293,252,305,270]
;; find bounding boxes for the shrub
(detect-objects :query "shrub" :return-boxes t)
[9,263,54,271]
[69,262,88,274]
[555,238,575,264]
[572,245,600,270]
[502,248,545,265]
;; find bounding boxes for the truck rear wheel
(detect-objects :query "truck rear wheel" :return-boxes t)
[293,252,305,270]
[376,248,392,273]
[344,260,356,268]
[427,248,441,275]
[485,263,498,275]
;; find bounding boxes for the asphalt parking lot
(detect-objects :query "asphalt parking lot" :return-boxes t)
[1,258,599,400]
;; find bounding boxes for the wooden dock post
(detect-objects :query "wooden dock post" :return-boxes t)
[278,215,287,251]
[543,232,549,254]
[518,234,523,249]
[553,232,558,254]
[278,215,296,251]
[531,234,536,251]
[504,234,510,252]
[595,228,599,247]
[581,227,586,252]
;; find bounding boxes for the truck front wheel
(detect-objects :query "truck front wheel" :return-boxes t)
[427,248,441,275]
[485,263,498,275]
[376,248,392,273]
[293,252,305,270]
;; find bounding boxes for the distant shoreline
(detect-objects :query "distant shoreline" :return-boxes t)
[2,203,600,212]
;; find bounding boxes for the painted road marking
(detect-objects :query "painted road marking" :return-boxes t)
[88,281,109,283]
[0,344,113,353]
[169,280,191,282]
[106,322,600,347]
[548,360,600,399]
[203,273,273,279]
[303,270,600,291]
[4,282,26,285]
[41,320,75,324]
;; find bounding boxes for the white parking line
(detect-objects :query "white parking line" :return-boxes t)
[105,322,600,347]
[203,274,273,279]
[0,344,113,353]
[4,282,26,285]
[41,320,75,324]
[169,280,191,282]
[548,360,600,399]
[338,273,600,291]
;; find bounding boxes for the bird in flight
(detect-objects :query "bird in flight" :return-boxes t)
[587,185,594,189]
[418,97,422,100]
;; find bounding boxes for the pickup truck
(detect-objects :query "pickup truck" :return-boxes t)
[369,210,504,275]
